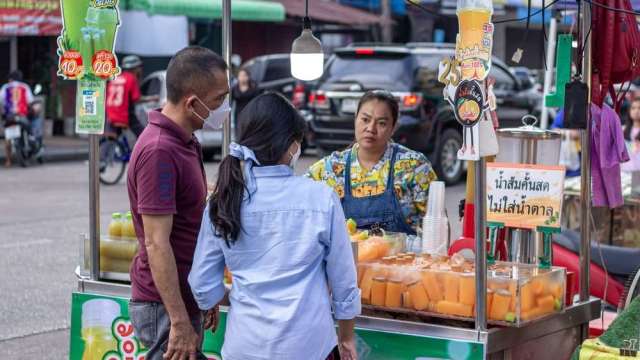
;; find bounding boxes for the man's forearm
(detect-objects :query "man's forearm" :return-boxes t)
[147,241,190,324]
[337,319,355,341]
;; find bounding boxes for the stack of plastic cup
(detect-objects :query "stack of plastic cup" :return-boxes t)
[422,181,450,255]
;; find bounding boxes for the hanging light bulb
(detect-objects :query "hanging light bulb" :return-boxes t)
[290,1,324,81]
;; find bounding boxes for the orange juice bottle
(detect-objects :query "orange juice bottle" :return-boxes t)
[122,212,136,239]
[107,213,122,240]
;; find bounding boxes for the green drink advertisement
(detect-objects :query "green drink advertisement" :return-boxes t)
[57,0,121,80]
[70,292,485,360]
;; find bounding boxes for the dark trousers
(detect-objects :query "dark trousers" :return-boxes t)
[128,301,207,360]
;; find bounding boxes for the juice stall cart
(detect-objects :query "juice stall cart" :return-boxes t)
[68,0,600,359]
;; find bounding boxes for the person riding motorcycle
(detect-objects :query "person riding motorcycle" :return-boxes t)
[0,70,34,167]
[106,55,144,138]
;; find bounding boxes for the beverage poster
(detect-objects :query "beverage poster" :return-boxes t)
[486,163,566,229]
[455,0,494,81]
[57,0,121,80]
[70,292,485,360]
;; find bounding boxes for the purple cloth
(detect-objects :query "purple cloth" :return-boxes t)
[591,104,630,208]
[128,109,207,316]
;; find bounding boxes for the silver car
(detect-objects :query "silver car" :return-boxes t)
[135,71,223,160]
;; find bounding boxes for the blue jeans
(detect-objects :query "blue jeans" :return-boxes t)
[128,301,207,360]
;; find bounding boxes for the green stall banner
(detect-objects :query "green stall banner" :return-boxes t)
[69,292,485,360]
[57,0,121,80]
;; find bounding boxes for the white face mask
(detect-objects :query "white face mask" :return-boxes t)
[289,141,301,169]
[192,97,231,130]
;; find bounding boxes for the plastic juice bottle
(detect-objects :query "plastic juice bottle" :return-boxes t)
[123,212,136,240]
[81,299,120,360]
[108,213,122,239]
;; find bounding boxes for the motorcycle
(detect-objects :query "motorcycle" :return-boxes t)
[552,229,640,312]
[4,84,45,167]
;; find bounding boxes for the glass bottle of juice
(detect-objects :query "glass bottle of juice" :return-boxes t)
[108,213,122,240]
[123,212,136,240]
[81,299,120,360]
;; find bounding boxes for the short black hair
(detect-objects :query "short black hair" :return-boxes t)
[166,46,228,104]
[8,70,23,82]
[356,90,399,125]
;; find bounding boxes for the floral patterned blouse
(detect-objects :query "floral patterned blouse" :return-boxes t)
[306,143,438,232]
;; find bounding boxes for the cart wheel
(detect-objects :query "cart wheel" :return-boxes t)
[619,264,640,312]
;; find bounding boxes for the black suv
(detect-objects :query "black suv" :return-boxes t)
[308,43,544,184]
[241,53,324,109]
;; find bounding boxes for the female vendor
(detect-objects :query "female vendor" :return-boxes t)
[307,90,438,235]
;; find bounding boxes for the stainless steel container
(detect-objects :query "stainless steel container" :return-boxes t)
[495,115,562,265]
[496,115,562,165]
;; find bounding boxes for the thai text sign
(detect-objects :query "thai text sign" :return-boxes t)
[486,162,566,229]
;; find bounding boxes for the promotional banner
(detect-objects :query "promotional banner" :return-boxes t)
[57,0,121,80]
[75,79,106,134]
[70,292,485,360]
[439,0,497,161]
[486,163,566,229]
[0,0,62,36]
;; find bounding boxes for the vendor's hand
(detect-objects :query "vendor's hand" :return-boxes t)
[164,321,199,360]
[203,306,219,333]
[338,337,358,360]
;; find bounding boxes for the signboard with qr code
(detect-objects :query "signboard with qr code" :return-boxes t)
[75,79,106,134]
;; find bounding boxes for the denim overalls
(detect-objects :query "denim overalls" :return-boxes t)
[341,144,416,235]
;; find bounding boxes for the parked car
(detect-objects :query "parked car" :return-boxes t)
[134,71,222,160]
[308,43,547,184]
[241,53,328,151]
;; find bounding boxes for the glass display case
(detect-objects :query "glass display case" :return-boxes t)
[358,255,566,327]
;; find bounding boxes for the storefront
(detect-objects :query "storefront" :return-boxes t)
[0,0,61,83]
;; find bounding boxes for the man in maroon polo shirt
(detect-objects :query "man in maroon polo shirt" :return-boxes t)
[127,46,229,360]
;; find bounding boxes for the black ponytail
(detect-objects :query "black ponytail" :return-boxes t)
[210,156,245,247]
[209,92,305,245]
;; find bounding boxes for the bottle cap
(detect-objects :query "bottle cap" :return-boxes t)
[112,212,121,220]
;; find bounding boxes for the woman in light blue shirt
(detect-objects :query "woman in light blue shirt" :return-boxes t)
[189,93,361,360]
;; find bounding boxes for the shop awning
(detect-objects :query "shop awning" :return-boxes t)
[273,0,383,25]
[126,0,286,22]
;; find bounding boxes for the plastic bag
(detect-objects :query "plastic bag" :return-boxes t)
[559,131,580,171]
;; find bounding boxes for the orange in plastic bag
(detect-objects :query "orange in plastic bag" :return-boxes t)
[444,273,460,303]
[459,274,475,306]
[385,280,403,308]
[490,290,510,321]
[436,300,473,317]
[520,282,535,312]
[408,281,429,311]
[421,270,443,302]
[371,277,387,306]
[537,294,555,313]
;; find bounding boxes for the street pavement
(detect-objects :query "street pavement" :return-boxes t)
[0,136,89,164]
[0,155,465,359]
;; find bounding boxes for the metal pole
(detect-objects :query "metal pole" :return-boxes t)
[9,36,18,71]
[540,16,558,130]
[474,158,487,331]
[222,0,232,157]
[381,0,393,43]
[89,134,100,280]
[579,1,592,303]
